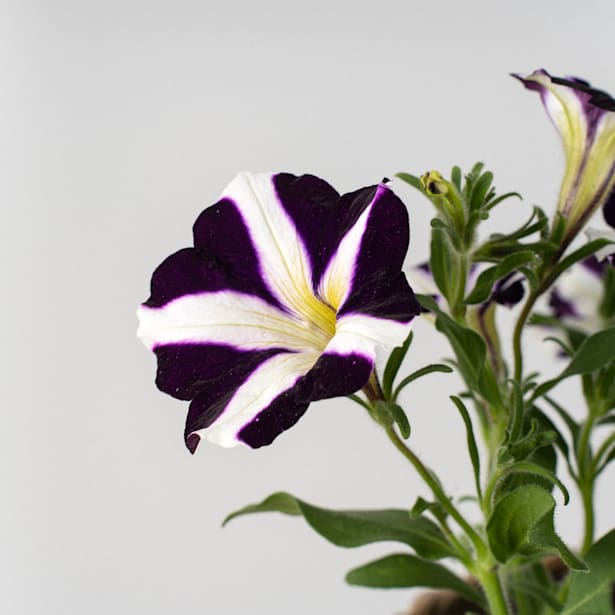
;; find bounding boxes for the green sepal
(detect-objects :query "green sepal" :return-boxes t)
[486,485,586,570]
[345,553,484,605]
[382,331,413,400]
[464,251,537,305]
[374,400,411,439]
[561,529,615,615]
[224,492,456,560]
[393,363,453,401]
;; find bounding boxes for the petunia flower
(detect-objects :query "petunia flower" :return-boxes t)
[137,172,420,451]
[513,69,615,245]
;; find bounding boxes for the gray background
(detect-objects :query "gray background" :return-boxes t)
[4,1,615,614]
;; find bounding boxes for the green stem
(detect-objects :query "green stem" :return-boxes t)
[580,484,595,555]
[475,566,510,615]
[576,412,597,554]
[512,289,540,382]
[384,426,486,555]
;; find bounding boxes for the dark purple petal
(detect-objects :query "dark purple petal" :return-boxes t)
[273,173,375,288]
[237,391,309,449]
[295,352,373,403]
[144,199,280,308]
[550,75,615,112]
[154,344,284,401]
[581,256,606,278]
[549,289,579,319]
[492,274,525,307]
[237,351,373,448]
[513,69,613,143]
[169,345,292,452]
[603,187,615,229]
[338,188,420,321]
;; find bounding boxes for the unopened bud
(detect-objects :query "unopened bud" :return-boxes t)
[421,171,448,196]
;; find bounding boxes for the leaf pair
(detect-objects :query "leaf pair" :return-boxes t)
[224,492,483,604]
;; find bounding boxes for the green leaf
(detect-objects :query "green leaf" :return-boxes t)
[470,171,494,210]
[449,396,482,500]
[497,461,570,504]
[465,251,536,305]
[451,165,462,190]
[486,485,586,570]
[346,553,484,605]
[437,318,500,405]
[509,577,563,613]
[484,190,522,211]
[224,492,456,560]
[382,331,413,400]
[530,405,571,460]
[223,492,301,524]
[543,396,580,442]
[393,363,453,401]
[562,529,615,615]
[430,227,456,301]
[552,238,614,278]
[507,380,526,444]
[395,172,423,192]
[409,496,448,524]
[601,265,615,319]
[533,328,615,399]
[560,327,615,377]
[417,295,495,402]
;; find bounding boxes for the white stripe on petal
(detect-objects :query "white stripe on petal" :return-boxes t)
[327,312,413,367]
[137,290,331,352]
[318,197,374,310]
[196,351,319,447]
[222,173,336,336]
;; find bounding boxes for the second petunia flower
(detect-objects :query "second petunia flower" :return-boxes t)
[137,172,420,451]
[514,69,615,246]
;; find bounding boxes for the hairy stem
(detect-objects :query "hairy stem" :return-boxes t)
[512,289,540,382]
[384,426,486,555]
[475,566,510,615]
[580,484,595,555]
[576,412,597,554]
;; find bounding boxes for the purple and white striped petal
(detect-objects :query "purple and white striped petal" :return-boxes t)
[138,172,419,451]
[514,70,615,238]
